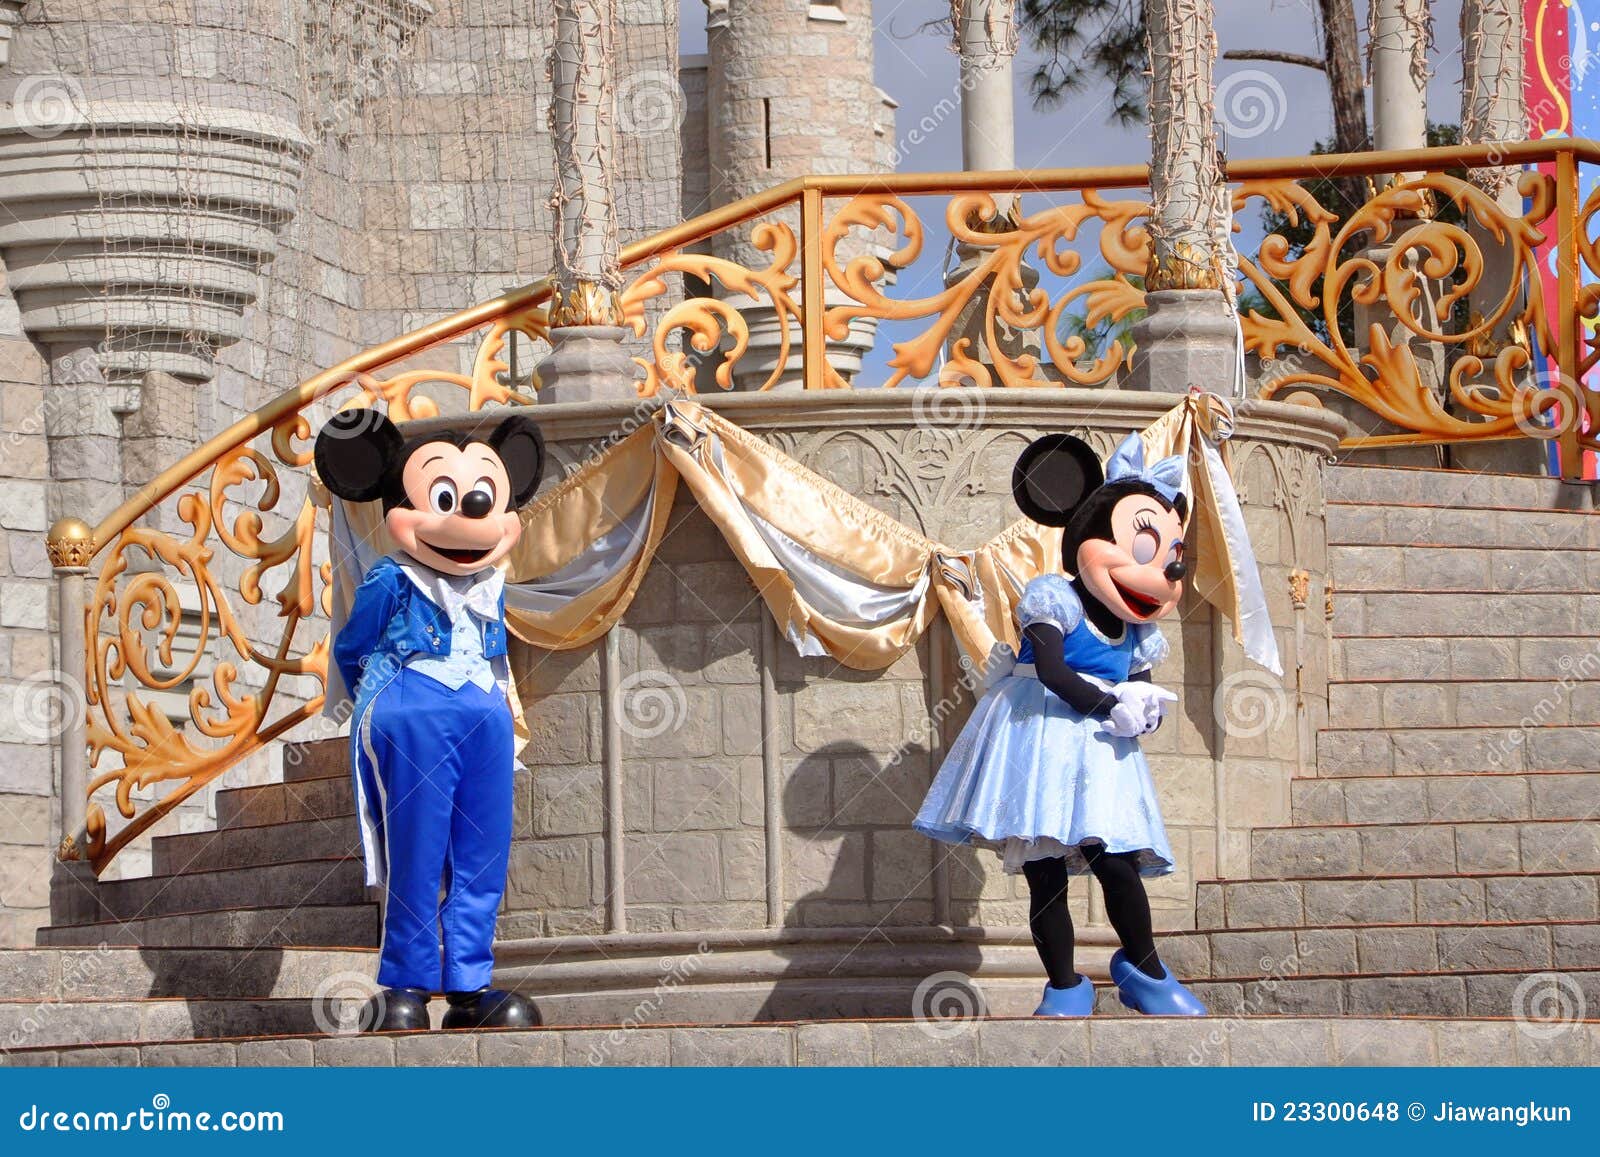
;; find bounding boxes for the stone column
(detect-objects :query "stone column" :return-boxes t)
[1125,0,1236,392]
[943,0,1041,381]
[0,1,22,68]
[537,0,635,404]
[706,0,893,390]
[1456,0,1540,472]
[1371,0,1430,156]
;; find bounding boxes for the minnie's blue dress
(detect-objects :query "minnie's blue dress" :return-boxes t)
[914,573,1176,877]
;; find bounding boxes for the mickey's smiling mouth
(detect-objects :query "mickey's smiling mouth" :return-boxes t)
[1112,578,1163,619]
[418,539,491,565]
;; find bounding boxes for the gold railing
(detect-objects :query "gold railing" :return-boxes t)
[53,139,1600,874]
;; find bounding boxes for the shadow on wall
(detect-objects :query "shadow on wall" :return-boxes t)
[755,739,987,1022]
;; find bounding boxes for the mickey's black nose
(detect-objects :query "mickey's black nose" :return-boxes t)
[460,490,494,519]
[1165,559,1187,582]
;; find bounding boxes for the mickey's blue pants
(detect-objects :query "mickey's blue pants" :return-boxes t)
[357,669,514,993]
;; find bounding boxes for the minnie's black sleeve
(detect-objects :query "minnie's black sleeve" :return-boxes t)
[1023,623,1117,716]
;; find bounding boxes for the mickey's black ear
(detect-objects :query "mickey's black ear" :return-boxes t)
[314,409,403,503]
[488,414,546,508]
[1012,433,1105,527]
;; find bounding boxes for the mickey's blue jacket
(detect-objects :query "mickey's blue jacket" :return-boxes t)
[335,555,511,888]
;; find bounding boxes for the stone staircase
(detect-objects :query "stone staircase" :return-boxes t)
[4,461,1598,1065]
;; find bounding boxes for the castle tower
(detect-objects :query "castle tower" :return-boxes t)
[698,0,895,389]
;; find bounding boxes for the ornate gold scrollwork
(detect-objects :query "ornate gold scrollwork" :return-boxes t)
[618,220,801,394]
[1240,169,1560,445]
[815,190,1151,389]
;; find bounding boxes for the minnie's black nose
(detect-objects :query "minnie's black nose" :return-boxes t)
[460,490,494,519]
[1164,559,1187,582]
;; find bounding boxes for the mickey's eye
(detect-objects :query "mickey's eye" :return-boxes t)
[467,477,497,510]
[428,479,459,514]
[1131,518,1161,565]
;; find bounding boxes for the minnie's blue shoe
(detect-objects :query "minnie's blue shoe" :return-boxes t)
[1109,949,1207,1016]
[1032,976,1095,1017]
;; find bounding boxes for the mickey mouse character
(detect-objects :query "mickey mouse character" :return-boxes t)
[914,431,1207,1017]
[315,408,545,1032]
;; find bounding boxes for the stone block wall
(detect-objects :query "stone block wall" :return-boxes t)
[502,391,1342,996]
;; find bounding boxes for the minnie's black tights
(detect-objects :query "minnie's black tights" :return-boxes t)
[1022,848,1164,988]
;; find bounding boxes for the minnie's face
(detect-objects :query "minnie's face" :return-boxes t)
[1075,493,1185,624]
[385,440,522,576]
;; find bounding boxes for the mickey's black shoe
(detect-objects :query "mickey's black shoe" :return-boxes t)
[441,988,539,1030]
[359,987,432,1033]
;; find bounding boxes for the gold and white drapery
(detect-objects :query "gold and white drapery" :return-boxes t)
[325,394,1280,705]
[1141,391,1283,675]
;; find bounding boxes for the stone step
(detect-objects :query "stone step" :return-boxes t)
[1332,635,1599,682]
[85,858,367,921]
[1317,724,1600,776]
[1330,544,1600,593]
[1332,590,1600,639]
[152,818,360,876]
[1250,818,1600,878]
[35,904,378,949]
[1292,772,1600,825]
[1325,463,1598,512]
[1115,967,1600,1021]
[0,947,374,1002]
[1196,871,1600,930]
[282,738,348,783]
[1328,500,1600,549]
[1329,681,1600,729]
[4,1015,1593,1067]
[216,775,354,830]
[0,998,364,1051]
[1160,920,1600,981]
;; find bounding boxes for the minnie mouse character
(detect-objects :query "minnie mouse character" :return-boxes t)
[315,408,545,1032]
[914,431,1207,1017]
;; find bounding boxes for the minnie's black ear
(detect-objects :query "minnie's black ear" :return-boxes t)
[1012,433,1105,527]
[314,409,403,503]
[488,415,546,508]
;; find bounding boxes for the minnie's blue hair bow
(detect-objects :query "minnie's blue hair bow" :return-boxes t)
[1105,432,1186,504]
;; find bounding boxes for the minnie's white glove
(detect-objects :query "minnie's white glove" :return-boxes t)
[1105,681,1178,738]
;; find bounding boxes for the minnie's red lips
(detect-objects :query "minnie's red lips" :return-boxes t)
[1113,579,1162,618]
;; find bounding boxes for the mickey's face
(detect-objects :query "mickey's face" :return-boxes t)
[1075,492,1185,624]
[388,439,523,576]
[314,409,546,578]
